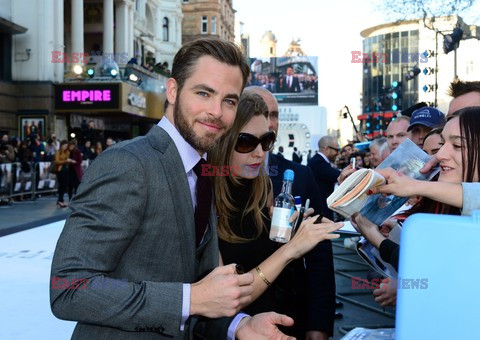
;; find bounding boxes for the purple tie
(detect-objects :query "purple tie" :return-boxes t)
[193,159,212,246]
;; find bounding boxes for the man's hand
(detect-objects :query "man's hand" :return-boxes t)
[190,264,253,318]
[351,213,385,248]
[236,312,295,340]
[373,279,397,307]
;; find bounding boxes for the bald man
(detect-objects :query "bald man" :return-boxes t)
[386,116,410,151]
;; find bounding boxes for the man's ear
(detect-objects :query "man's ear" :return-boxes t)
[166,77,178,106]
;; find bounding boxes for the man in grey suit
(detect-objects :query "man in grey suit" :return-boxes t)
[50,38,294,339]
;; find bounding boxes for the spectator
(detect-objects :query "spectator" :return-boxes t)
[422,128,443,156]
[292,147,302,163]
[55,140,70,208]
[94,141,103,158]
[105,137,115,149]
[407,107,446,148]
[353,106,480,306]
[368,137,390,168]
[386,116,410,151]
[82,120,96,143]
[447,79,480,117]
[0,134,15,163]
[308,136,355,220]
[350,151,365,168]
[67,140,83,200]
[277,145,284,158]
[343,143,354,159]
[79,140,95,161]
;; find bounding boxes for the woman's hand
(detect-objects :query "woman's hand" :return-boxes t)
[368,168,420,197]
[283,214,343,261]
[337,163,356,185]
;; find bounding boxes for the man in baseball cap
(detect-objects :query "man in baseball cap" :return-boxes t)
[407,107,446,148]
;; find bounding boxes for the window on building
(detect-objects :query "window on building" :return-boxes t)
[201,16,208,34]
[163,17,169,41]
[183,0,189,2]
[211,16,216,34]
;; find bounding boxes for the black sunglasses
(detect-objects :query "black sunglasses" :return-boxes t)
[328,146,340,152]
[235,131,276,154]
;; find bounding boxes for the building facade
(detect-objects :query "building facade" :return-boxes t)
[0,0,182,140]
[360,15,480,127]
[181,0,235,43]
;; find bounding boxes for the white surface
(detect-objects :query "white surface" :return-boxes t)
[0,220,76,339]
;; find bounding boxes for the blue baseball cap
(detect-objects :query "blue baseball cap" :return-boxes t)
[407,107,446,131]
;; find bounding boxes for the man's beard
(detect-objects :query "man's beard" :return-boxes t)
[173,96,227,154]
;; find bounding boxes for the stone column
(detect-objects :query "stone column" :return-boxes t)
[71,0,84,57]
[115,0,129,62]
[103,0,114,55]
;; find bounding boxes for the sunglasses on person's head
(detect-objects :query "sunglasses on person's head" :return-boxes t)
[235,131,276,153]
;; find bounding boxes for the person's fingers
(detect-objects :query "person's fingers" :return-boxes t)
[238,284,253,298]
[237,272,254,286]
[420,156,438,174]
[215,263,238,275]
[303,207,314,218]
[289,210,299,223]
[268,312,295,327]
[374,167,395,178]
[238,295,252,307]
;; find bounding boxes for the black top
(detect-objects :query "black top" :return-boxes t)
[218,178,307,338]
[379,239,400,272]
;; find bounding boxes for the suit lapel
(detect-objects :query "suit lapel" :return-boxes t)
[147,127,196,279]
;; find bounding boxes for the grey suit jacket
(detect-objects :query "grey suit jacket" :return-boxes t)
[50,126,225,339]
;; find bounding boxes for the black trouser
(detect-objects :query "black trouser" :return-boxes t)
[68,167,80,200]
[57,167,68,203]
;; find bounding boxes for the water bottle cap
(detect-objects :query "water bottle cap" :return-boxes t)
[283,169,294,182]
[294,196,302,205]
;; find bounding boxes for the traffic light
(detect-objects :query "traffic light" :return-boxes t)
[364,114,374,135]
[423,67,435,75]
[405,66,421,81]
[87,67,95,78]
[375,114,382,130]
[444,27,463,54]
[390,81,402,110]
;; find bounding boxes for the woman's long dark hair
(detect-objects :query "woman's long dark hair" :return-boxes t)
[397,106,480,219]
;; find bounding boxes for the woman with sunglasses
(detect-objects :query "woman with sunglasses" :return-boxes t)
[209,92,343,338]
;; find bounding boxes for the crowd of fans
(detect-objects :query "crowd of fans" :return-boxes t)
[0,122,123,206]
[314,79,480,311]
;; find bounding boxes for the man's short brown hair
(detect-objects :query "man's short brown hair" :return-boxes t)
[171,38,250,94]
[447,79,480,98]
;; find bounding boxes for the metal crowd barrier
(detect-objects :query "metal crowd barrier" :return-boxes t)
[0,160,91,204]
